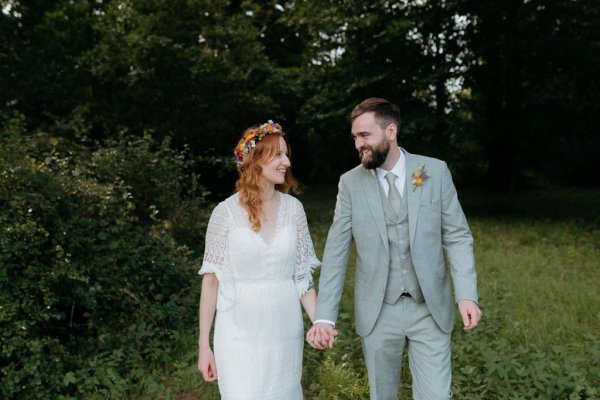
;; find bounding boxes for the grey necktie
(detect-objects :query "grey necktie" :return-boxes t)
[385,172,401,215]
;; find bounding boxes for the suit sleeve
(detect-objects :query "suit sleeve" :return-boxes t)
[315,177,354,324]
[440,162,478,303]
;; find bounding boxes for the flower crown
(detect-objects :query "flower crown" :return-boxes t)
[234,120,282,166]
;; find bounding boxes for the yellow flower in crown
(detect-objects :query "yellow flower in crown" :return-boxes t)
[235,120,282,165]
[411,165,430,192]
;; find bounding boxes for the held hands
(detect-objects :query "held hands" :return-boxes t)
[306,322,338,350]
[458,299,482,330]
[198,344,218,382]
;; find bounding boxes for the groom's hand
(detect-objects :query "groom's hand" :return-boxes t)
[458,299,482,330]
[306,322,337,350]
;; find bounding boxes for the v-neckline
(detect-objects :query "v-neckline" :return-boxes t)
[254,192,284,247]
[256,227,280,247]
[240,192,285,248]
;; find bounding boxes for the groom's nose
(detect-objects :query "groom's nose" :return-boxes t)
[355,137,365,149]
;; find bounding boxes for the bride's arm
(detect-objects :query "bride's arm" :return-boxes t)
[198,273,219,382]
[300,287,317,323]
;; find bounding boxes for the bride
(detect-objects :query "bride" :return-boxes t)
[197,121,328,399]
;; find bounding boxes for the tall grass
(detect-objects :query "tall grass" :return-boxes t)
[146,186,600,399]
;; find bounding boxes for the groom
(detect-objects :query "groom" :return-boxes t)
[307,98,481,399]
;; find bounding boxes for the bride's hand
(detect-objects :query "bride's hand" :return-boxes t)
[306,323,337,350]
[198,344,218,382]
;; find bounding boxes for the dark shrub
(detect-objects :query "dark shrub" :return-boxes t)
[0,116,208,398]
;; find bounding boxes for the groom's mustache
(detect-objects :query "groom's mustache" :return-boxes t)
[358,146,373,158]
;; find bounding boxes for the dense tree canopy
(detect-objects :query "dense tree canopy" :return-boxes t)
[2,0,598,188]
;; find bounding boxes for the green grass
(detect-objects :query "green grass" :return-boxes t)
[144,186,600,399]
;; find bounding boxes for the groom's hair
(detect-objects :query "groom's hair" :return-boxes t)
[350,98,401,132]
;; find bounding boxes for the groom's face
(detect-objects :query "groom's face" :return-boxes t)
[352,112,391,170]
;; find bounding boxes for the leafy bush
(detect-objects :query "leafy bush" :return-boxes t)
[0,116,208,398]
[450,311,600,399]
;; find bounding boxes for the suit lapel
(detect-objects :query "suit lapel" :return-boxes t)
[360,167,389,252]
[404,149,423,248]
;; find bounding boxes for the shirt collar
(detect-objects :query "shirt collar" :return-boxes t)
[375,148,405,181]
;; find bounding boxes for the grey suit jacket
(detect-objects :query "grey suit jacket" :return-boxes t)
[315,149,478,336]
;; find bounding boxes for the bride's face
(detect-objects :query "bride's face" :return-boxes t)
[259,137,290,186]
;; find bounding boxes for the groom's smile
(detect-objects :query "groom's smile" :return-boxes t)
[357,139,389,170]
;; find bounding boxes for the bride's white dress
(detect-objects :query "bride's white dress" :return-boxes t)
[199,192,320,400]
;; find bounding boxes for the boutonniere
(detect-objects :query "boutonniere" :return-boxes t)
[411,165,429,192]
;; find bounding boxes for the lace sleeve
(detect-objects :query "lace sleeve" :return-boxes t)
[293,198,321,298]
[198,202,236,310]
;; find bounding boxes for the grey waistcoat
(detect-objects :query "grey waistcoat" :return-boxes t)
[379,182,424,304]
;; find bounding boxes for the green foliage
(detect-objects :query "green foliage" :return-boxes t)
[311,356,369,400]
[0,121,208,399]
[0,0,98,135]
[466,0,600,188]
[81,0,281,152]
[2,1,599,187]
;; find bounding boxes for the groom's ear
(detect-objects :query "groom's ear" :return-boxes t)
[386,123,398,142]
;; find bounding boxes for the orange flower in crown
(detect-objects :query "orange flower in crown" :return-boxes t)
[234,120,282,165]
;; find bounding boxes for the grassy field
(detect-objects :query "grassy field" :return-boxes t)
[142,186,600,399]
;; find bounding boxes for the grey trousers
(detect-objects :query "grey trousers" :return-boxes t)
[361,297,453,400]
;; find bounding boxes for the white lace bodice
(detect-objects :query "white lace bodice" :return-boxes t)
[199,192,320,310]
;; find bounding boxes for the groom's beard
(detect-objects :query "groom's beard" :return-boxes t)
[358,139,390,170]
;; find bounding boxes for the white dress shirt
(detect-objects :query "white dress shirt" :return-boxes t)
[375,149,406,198]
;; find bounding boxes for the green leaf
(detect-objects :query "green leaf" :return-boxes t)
[63,372,77,386]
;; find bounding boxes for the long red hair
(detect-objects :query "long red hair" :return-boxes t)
[235,131,299,231]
